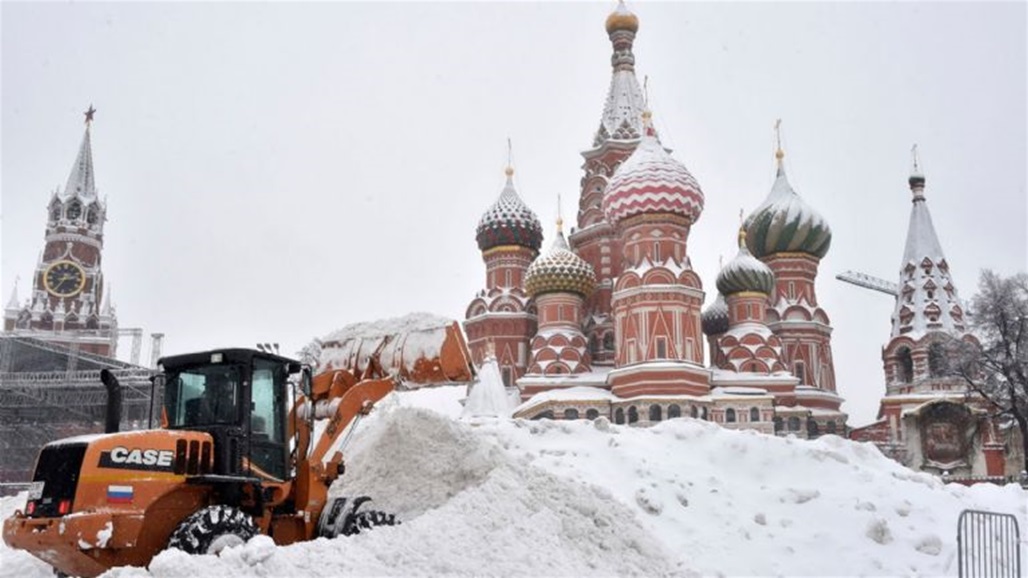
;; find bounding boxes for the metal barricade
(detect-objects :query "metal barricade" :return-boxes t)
[957,509,1022,578]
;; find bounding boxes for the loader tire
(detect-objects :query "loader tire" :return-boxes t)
[342,509,397,536]
[167,505,258,555]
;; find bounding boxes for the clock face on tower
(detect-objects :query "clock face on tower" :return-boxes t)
[43,261,86,297]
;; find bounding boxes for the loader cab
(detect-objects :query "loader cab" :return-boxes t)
[160,349,299,481]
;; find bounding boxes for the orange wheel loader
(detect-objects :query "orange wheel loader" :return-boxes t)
[3,348,397,577]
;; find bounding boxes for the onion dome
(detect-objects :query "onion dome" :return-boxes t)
[701,292,729,336]
[524,219,597,298]
[602,112,704,227]
[605,0,639,34]
[476,166,544,252]
[717,229,776,296]
[744,146,831,260]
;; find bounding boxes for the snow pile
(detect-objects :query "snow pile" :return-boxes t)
[2,385,1027,577]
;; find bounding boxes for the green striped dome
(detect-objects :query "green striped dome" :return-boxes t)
[744,164,832,259]
[716,232,776,296]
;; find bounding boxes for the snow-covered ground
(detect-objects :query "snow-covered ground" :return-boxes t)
[2,386,1026,577]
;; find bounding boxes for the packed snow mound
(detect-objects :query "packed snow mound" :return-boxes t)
[316,312,473,386]
[321,312,454,342]
[2,385,1026,577]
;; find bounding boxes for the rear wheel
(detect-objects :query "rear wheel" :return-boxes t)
[344,508,397,536]
[168,505,258,555]
[318,496,398,538]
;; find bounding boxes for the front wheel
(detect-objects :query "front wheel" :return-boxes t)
[167,505,258,555]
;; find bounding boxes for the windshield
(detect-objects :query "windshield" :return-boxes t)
[164,364,243,427]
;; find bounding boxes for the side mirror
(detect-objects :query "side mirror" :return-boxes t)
[149,374,166,429]
[300,366,313,398]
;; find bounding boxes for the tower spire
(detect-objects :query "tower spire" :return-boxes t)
[556,193,563,234]
[5,276,19,310]
[908,143,926,198]
[506,137,514,177]
[63,106,98,200]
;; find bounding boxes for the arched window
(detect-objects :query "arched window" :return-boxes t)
[690,406,698,418]
[897,347,914,383]
[668,404,681,419]
[603,332,614,351]
[807,418,820,438]
[649,405,662,422]
[750,407,760,422]
[725,408,736,423]
[614,408,625,425]
[564,408,580,420]
[532,410,554,420]
[928,342,949,377]
[628,406,639,424]
[826,420,837,434]
[788,417,801,431]
[66,201,82,220]
[585,408,599,420]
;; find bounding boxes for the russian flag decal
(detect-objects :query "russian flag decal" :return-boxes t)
[107,485,133,503]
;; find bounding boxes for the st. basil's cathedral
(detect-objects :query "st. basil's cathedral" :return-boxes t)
[463,1,1023,480]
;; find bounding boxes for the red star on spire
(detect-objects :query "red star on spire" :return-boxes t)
[84,105,96,124]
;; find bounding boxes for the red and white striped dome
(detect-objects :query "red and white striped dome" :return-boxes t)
[602,131,704,227]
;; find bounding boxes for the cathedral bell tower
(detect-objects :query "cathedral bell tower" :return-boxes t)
[4,107,118,357]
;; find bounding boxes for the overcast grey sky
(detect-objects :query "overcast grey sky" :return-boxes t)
[2,1,1025,425]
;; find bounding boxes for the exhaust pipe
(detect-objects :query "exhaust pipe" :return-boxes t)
[100,369,122,433]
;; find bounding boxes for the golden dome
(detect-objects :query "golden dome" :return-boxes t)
[605,1,639,34]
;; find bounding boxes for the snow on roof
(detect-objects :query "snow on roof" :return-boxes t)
[710,367,798,385]
[515,385,616,414]
[710,386,771,397]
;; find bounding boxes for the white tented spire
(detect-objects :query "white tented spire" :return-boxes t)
[61,111,97,200]
[461,349,512,420]
[5,278,19,310]
[890,154,966,339]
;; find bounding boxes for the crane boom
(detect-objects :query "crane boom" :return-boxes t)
[836,271,899,297]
